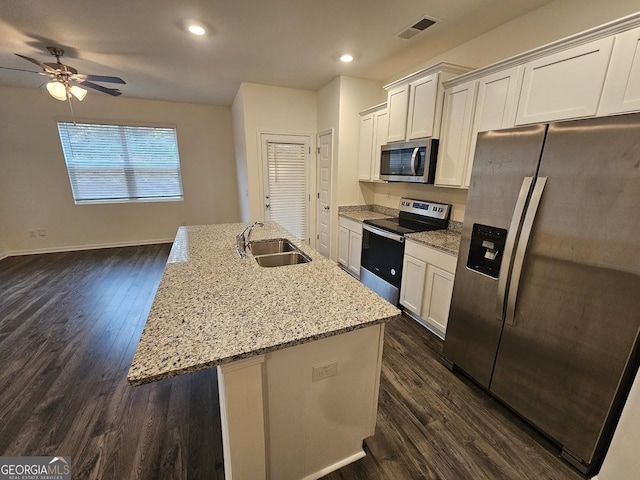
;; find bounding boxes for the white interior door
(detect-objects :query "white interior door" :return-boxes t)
[262,134,310,241]
[316,131,332,258]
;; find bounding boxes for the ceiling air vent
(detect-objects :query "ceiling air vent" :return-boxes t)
[396,16,437,40]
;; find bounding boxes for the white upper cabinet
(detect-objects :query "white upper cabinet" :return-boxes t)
[435,80,478,187]
[385,63,470,143]
[515,36,615,125]
[357,113,375,181]
[406,74,440,140]
[464,66,524,187]
[386,85,410,142]
[372,109,388,180]
[358,104,388,182]
[599,26,640,115]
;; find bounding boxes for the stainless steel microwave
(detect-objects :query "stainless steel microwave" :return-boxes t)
[379,139,439,183]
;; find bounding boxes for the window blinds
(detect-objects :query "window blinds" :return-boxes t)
[57,122,184,204]
[266,142,307,241]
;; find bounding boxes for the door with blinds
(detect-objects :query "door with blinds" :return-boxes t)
[262,135,310,242]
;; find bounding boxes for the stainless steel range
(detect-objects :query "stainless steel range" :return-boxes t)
[360,198,450,305]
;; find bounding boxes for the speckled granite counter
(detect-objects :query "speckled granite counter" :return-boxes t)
[405,225,462,256]
[127,222,400,386]
[338,204,398,223]
[339,204,463,256]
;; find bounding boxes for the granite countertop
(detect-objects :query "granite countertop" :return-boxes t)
[127,222,400,386]
[405,226,462,256]
[339,204,462,256]
[338,204,398,222]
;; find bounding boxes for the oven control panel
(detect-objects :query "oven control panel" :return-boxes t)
[399,198,450,220]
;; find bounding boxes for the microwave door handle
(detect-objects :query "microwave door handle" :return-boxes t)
[496,176,533,321]
[505,176,547,326]
[410,147,420,175]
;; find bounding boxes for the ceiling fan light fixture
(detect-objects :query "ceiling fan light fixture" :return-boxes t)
[187,23,207,36]
[70,85,87,101]
[46,80,68,101]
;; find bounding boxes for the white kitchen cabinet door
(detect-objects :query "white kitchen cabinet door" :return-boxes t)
[371,109,388,180]
[400,255,427,315]
[422,264,455,334]
[464,66,524,187]
[435,80,478,187]
[358,113,375,181]
[515,36,614,125]
[599,27,640,115]
[338,226,349,267]
[406,73,439,140]
[386,84,410,142]
[348,231,362,277]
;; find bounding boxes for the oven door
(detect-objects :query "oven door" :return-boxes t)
[360,224,405,305]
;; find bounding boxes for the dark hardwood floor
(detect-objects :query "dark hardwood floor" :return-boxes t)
[0,245,582,479]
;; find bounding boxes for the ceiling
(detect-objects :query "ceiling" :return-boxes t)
[0,0,552,106]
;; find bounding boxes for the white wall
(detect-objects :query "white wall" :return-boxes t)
[231,83,317,223]
[374,183,468,223]
[596,369,640,480]
[232,86,250,222]
[0,85,239,254]
[388,0,640,83]
[317,76,384,261]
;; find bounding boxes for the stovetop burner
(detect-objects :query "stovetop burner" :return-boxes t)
[363,198,451,235]
[363,216,443,235]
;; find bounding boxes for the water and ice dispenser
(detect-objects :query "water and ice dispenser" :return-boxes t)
[467,224,507,279]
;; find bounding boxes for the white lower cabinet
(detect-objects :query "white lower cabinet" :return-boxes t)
[338,217,363,278]
[400,239,457,339]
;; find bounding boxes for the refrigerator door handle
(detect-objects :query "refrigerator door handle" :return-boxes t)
[496,176,534,320]
[505,176,548,326]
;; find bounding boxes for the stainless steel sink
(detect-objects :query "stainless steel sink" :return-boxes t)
[254,251,311,267]
[249,238,297,256]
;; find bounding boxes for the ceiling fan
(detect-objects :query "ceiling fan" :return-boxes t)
[1,46,125,101]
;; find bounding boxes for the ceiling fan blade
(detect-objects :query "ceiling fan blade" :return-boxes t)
[0,65,41,74]
[74,73,126,84]
[15,53,57,73]
[78,80,122,96]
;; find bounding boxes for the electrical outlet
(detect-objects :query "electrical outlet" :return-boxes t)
[38,229,47,237]
[312,361,338,382]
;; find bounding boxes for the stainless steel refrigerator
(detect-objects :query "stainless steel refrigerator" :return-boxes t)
[443,113,640,475]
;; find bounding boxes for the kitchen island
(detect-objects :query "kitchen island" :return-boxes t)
[128,222,400,480]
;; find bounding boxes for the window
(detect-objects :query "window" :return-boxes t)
[57,121,184,204]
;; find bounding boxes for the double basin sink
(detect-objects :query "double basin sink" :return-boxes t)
[249,238,311,267]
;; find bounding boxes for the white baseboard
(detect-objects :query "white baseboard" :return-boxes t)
[2,237,174,259]
[301,450,366,480]
[0,252,8,261]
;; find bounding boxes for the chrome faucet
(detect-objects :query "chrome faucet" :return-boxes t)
[236,222,264,258]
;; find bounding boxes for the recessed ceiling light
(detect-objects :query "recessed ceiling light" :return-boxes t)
[340,53,354,63]
[187,23,207,36]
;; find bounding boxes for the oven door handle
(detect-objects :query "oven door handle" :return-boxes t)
[363,223,405,243]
